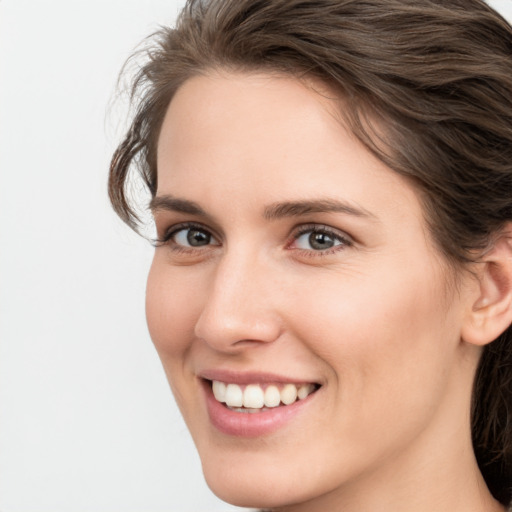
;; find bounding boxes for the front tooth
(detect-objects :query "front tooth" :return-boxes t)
[225,383,243,407]
[264,385,281,408]
[212,381,227,402]
[281,383,298,405]
[243,384,264,408]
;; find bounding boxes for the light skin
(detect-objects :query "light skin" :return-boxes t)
[146,71,512,511]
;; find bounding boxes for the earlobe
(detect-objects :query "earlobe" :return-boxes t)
[462,224,512,347]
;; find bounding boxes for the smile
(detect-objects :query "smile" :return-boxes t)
[200,372,322,436]
[211,380,318,411]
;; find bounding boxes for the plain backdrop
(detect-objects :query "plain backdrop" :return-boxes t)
[1,1,511,511]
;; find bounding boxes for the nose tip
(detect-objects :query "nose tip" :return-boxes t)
[193,258,282,352]
[194,297,282,352]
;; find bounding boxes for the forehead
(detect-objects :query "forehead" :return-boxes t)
[157,71,344,169]
[156,71,423,227]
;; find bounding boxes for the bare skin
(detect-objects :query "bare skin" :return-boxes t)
[147,71,509,512]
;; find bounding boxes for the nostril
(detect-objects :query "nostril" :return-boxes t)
[193,289,283,350]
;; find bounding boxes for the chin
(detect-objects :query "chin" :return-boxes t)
[202,462,309,509]
[196,440,347,510]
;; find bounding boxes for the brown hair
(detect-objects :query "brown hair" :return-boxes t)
[109,0,512,505]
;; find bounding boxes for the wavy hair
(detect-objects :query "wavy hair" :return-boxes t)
[109,0,512,505]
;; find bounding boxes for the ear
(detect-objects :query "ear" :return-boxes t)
[461,223,512,347]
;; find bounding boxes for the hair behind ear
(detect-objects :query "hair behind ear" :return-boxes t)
[472,328,512,505]
[470,226,512,506]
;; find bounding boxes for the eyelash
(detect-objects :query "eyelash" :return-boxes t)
[289,224,353,256]
[154,222,218,253]
[155,222,353,257]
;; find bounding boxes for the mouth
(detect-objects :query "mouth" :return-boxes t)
[199,371,322,436]
[209,380,320,413]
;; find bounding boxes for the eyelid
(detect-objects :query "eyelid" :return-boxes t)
[288,223,354,253]
[154,221,220,247]
[153,220,353,256]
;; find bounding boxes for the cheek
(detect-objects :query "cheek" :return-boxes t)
[276,264,461,474]
[145,257,203,360]
[290,261,448,342]
[287,260,458,419]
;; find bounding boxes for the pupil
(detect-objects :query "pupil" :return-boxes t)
[309,232,334,250]
[187,229,210,246]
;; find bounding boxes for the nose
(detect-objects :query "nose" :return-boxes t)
[194,249,282,353]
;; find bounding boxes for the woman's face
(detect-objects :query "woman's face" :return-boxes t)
[147,72,477,509]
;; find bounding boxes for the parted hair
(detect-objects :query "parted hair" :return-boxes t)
[109,0,512,505]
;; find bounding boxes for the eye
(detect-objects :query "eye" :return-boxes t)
[156,223,220,250]
[291,225,352,253]
[174,226,214,247]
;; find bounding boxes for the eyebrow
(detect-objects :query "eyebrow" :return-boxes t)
[149,195,207,216]
[149,194,377,221]
[263,198,377,221]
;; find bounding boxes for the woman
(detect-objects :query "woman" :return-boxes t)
[109,0,512,510]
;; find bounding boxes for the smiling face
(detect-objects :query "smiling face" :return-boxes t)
[146,72,483,510]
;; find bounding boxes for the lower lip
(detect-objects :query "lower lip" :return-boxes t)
[202,380,317,437]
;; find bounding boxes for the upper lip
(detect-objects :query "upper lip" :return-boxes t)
[198,369,321,385]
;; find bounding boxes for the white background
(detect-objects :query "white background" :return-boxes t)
[1,1,511,511]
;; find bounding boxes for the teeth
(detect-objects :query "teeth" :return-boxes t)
[281,383,298,405]
[297,384,311,400]
[264,385,281,408]
[243,384,265,408]
[225,383,243,407]
[212,381,316,410]
[212,380,226,402]
[229,407,265,414]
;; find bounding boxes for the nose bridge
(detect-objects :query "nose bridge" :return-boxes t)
[194,244,281,349]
